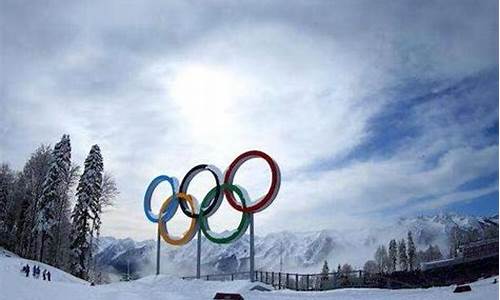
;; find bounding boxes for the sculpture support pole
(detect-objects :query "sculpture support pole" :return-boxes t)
[156,226,161,275]
[196,226,201,279]
[250,213,255,282]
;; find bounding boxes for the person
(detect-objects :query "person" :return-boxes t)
[43,269,47,280]
[24,264,30,277]
[47,271,51,282]
[32,265,36,277]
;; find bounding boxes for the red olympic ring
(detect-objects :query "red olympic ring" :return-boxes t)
[224,150,281,213]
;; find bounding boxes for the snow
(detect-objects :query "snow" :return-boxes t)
[1,248,498,300]
[0,247,86,285]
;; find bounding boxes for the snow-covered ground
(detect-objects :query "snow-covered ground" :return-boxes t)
[1,249,498,300]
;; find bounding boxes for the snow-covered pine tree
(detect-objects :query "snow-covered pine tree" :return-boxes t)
[35,158,59,262]
[48,135,74,267]
[34,135,72,264]
[91,172,117,242]
[322,260,329,278]
[69,187,91,279]
[316,260,330,289]
[87,146,104,278]
[321,260,329,275]
[398,238,408,271]
[70,145,103,280]
[407,231,416,271]
[388,239,397,273]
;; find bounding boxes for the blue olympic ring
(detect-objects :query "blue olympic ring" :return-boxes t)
[143,175,179,223]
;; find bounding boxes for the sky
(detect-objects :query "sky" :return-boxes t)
[1,0,498,241]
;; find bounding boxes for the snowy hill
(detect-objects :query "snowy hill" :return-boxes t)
[96,213,498,279]
[0,247,87,286]
[0,249,498,300]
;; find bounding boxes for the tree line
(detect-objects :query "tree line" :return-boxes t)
[363,231,444,274]
[0,135,118,281]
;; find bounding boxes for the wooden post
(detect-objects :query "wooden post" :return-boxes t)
[278,272,281,289]
[286,273,289,289]
[295,274,299,291]
[306,274,309,291]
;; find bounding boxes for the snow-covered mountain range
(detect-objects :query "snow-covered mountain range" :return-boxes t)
[95,213,498,279]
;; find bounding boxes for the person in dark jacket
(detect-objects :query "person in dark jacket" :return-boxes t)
[47,271,51,281]
[24,264,30,277]
[43,269,47,280]
[32,265,36,277]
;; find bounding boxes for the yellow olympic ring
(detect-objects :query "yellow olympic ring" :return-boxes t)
[158,193,199,246]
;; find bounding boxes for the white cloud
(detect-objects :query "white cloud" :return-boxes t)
[1,0,497,240]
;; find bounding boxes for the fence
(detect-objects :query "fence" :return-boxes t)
[255,270,390,291]
[181,254,498,291]
[182,271,251,281]
[184,270,390,291]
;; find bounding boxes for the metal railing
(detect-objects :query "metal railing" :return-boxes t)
[182,270,383,291]
[182,271,251,281]
[180,254,499,291]
[255,270,375,291]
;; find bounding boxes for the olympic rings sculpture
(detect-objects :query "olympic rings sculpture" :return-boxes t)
[143,150,281,245]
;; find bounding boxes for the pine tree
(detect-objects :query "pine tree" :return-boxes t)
[321,260,329,277]
[398,238,408,271]
[407,231,416,271]
[48,135,73,267]
[70,145,103,279]
[388,239,397,273]
[34,135,72,263]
